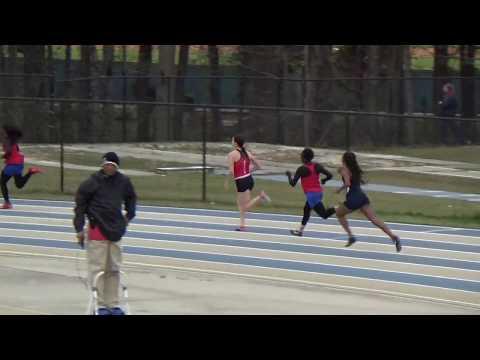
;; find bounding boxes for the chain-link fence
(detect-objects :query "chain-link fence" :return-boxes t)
[1,95,479,200]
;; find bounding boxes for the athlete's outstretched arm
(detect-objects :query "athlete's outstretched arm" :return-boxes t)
[227,153,235,178]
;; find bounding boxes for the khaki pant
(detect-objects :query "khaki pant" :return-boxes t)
[87,238,123,308]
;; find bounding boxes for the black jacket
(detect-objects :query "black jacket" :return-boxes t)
[440,95,458,118]
[73,170,137,242]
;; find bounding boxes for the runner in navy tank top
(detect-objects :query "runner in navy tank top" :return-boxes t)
[227,136,271,232]
[286,148,335,237]
[325,152,402,252]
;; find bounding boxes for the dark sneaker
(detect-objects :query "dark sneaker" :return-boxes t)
[290,230,303,237]
[110,307,125,316]
[96,307,111,316]
[235,227,247,232]
[346,237,357,247]
[393,236,402,253]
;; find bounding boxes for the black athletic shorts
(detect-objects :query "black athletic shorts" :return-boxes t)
[344,189,370,211]
[235,175,255,193]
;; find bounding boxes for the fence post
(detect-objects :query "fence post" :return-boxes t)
[202,107,207,202]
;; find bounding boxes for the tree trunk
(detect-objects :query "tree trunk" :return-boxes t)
[79,45,99,143]
[402,45,416,144]
[61,45,74,142]
[153,45,176,141]
[22,45,49,142]
[4,45,20,125]
[365,45,381,145]
[460,45,476,143]
[432,45,450,144]
[208,45,223,141]
[240,45,282,143]
[433,45,449,115]
[101,45,115,142]
[136,45,153,142]
[173,45,190,141]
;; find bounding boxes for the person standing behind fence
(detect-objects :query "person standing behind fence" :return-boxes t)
[226,136,271,232]
[439,83,464,145]
[73,152,137,316]
[0,125,44,209]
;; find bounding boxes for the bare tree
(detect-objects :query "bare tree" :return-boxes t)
[173,45,190,141]
[402,45,416,144]
[100,45,115,142]
[460,45,477,143]
[79,45,100,143]
[4,45,20,125]
[136,45,154,141]
[153,45,176,141]
[21,45,49,142]
[433,45,449,115]
[61,45,74,142]
[208,45,223,141]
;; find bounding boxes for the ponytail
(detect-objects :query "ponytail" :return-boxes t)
[233,136,249,160]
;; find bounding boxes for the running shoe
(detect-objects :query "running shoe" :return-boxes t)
[28,167,44,175]
[96,308,111,316]
[290,230,303,237]
[110,307,126,316]
[260,191,271,204]
[235,227,247,232]
[345,236,357,247]
[393,236,402,253]
[1,202,12,210]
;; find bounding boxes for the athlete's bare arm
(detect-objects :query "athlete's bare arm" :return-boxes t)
[248,151,262,172]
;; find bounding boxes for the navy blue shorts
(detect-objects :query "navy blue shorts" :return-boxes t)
[235,176,254,193]
[3,164,24,177]
[305,192,323,208]
[344,190,370,211]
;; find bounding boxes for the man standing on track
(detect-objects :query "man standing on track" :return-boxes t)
[73,152,137,315]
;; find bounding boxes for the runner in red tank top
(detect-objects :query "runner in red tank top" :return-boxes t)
[286,148,335,237]
[227,136,271,232]
[0,125,44,209]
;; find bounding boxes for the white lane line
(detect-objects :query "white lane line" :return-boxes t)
[1,249,479,311]
[4,229,480,276]
[1,214,480,246]
[9,199,480,233]
[1,238,479,286]
[2,225,480,266]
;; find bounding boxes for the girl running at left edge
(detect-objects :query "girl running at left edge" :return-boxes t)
[227,136,271,232]
[0,124,44,209]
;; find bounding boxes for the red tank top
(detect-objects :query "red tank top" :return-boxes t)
[233,150,251,180]
[3,143,24,165]
[301,163,323,193]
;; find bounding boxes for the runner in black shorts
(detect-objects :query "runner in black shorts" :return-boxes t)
[227,136,271,232]
[326,152,402,252]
